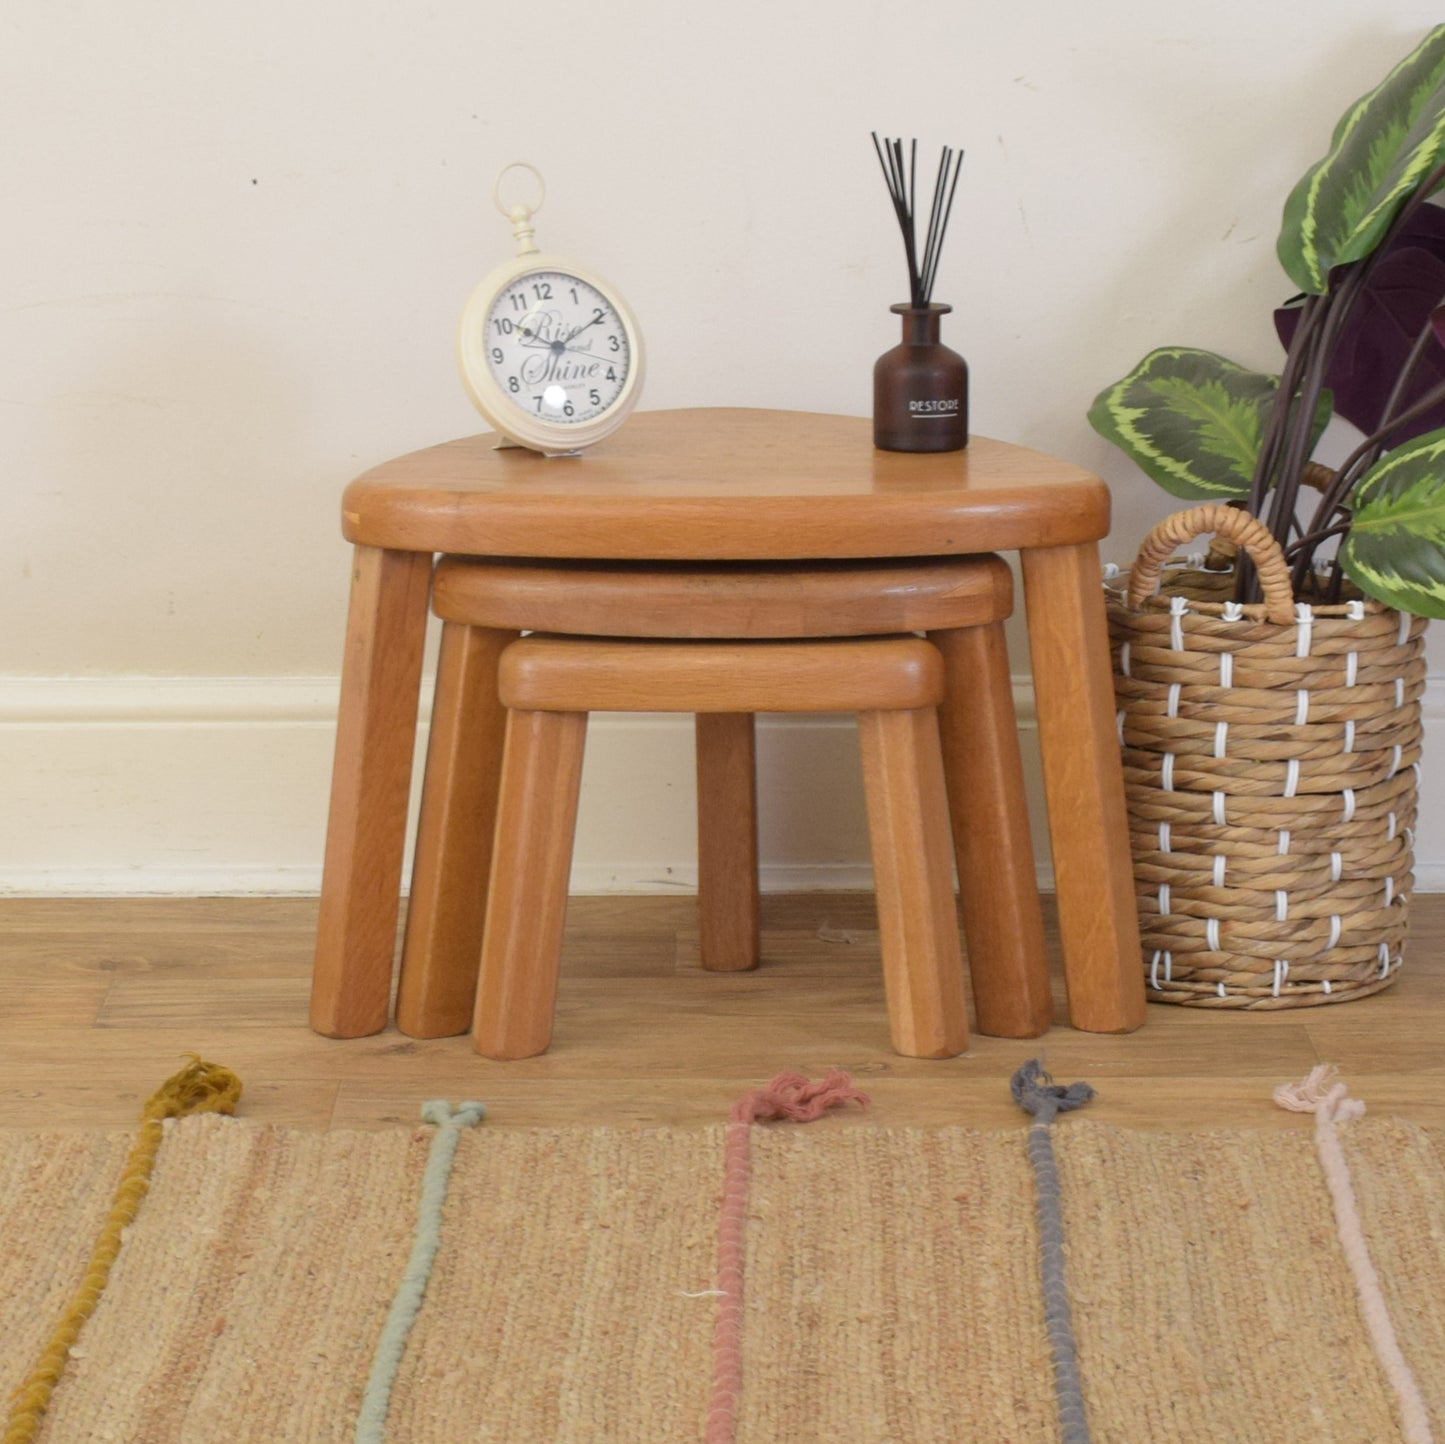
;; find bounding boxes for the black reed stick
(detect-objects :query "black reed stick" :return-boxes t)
[871,134,964,308]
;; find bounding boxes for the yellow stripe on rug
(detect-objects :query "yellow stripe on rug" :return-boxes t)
[2,1056,240,1444]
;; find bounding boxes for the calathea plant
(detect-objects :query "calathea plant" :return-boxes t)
[1089,25,1445,616]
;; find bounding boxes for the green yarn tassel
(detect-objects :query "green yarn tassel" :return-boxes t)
[355,1100,487,1444]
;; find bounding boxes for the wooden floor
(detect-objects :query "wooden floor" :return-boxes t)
[1,893,1441,1133]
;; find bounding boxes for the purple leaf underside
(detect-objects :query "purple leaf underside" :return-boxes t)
[1275,203,1445,443]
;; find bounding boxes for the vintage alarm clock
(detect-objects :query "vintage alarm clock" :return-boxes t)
[457,163,645,455]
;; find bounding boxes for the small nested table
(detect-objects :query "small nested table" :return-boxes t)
[310,408,1145,1043]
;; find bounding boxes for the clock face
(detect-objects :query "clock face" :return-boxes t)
[483,269,632,425]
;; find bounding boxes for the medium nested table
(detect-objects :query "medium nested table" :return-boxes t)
[310,408,1145,1040]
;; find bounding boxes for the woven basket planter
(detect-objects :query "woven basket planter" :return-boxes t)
[1105,503,1428,1009]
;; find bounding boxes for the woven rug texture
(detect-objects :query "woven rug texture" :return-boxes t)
[3,1114,1443,1442]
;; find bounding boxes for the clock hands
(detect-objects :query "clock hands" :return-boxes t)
[516,321,611,363]
[566,313,606,341]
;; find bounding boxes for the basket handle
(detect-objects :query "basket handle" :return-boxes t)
[1127,503,1296,625]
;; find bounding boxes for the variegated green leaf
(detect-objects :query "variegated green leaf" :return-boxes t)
[1279,25,1445,294]
[1087,347,1331,501]
[1340,427,1445,617]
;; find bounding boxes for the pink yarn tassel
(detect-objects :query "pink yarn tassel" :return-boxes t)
[706,1071,869,1444]
[1275,1066,1434,1444]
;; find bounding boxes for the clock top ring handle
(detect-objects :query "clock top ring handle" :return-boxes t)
[493,163,546,256]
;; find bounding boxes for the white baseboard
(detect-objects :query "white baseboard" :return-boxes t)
[0,674,1440,895]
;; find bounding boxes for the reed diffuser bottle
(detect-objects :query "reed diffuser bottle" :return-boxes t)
[870,136,968,453]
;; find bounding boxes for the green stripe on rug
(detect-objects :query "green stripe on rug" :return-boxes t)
[355,1101,486,1444]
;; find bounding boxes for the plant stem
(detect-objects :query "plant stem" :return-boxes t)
[1287,518,1351,554]
[1266,259,1370,541]
[1377,312,1439,432]
[1289,373,1445,589]
[1235,293,1327,602]
[1245,161,1445,601]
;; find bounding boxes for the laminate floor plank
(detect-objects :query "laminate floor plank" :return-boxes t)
[0,893,1438,1132]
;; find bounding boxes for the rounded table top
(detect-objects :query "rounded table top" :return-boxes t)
[342,408,1110,560]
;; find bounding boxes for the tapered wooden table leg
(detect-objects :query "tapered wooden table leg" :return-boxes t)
[311,546,433,1038]
[1020,541,1146,1033]
[396,623,518,1038]
[695,712,760,972]
[472,709,588,1060]
[929,623,1053,1037]
[858,707,970,1059]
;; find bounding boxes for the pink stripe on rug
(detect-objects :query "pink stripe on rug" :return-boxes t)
[1276,1066,1434,1444]
[706,1071,869,1444]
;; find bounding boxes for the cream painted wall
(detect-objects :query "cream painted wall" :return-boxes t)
[2,2,1442,889]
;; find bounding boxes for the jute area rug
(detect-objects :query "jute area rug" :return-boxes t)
[4,1110,1444,1442]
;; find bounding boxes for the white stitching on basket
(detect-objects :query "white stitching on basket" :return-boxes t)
[1294,603,1314,658]
[1213,791,1227,825]
[1328,915,1342,949]
[1213,722,1228,758]
[1343,720,1355,754]
[1206,917,1221,951]
[1379,944,1392,978]
[1158,883,1171,914]
[1275,890,1289,922]
[1219,652,1234,687]
[1385,876,1395,907]
[1330,852,1343,882]
[1116,710,1126,743]
[1345,651,1358,687]
[1295,690,1310,726]
[1170,595,1188,651]
[1159,821,1172,853]
[1162,754,1176,791]
[1222,601,1243,622]
[1278,829,1291,855]
[1342,788,1356,822]
[1167,683,1182,719]
[1272,959,1289,997]
[1284,759,1300,798]
[1346,600,1365,622]
[1396,678,1406,708]
[1388,744,1402,778]
[1387,813,1397,841]
[1119,642,1131,676]
[1398,612,1411,645]
[1212,855,1226,886]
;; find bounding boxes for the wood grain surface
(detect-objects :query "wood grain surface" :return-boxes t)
[4,893,1439,1132]
[341,409,1110,559]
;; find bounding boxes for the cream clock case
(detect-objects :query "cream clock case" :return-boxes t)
[457,163,645,455]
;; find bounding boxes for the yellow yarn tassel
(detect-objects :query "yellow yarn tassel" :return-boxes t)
[3,1056,241,1444]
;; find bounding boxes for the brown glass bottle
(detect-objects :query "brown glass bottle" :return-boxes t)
[873,303,968,453]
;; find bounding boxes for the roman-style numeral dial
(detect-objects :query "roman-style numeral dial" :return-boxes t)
[484,271,631,425]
